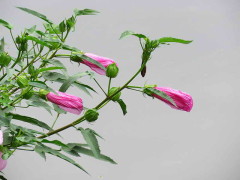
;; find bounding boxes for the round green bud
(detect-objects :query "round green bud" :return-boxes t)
[39,89,50,99]
[85,109,99,122]
[106,63,119,78]
[108,87,121,101]
[16,75,29,88]
[0,52,11,67]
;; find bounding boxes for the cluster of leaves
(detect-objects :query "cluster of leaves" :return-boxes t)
[0,7,115,176]
[0,6,192,179]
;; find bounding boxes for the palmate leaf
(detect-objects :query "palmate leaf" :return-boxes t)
[8,113,52,131]
[59,72,91,92]
[63,143,117,164]
[34,144,88,174]
[17,7,53,24]
[158,37,192,44]
[0,19,13,30]
[78,128,101,159]
[74,9,99,16]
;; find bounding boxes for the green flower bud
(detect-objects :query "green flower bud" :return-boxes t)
[39,89,50,99]
[70,54,83,62]
[106,63,119,78]
[108,87,121,101]
[16,75,29,88]
[85,109,99,122]
[0,52,11,67]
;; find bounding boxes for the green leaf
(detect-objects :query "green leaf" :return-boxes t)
[9,113,52,131]
[42,71,66,81]
[29,81,56,93]
[74,9,99,16]
[78,128,101,158]
[27,96,53,114]
[41,139,68,148]
[25,36,52,48]
[158,37,192,44]
[0,19,13,29]
[0,115,11,127]
[119,30,147,40]
[46,59,67,72]
[64,143,117,164]
[38,66,64,73]
[73,81,96,96]
[34,144,88,173]
[0,175,7,180]
[116,99,127,115]
[10,124,46,135]
[145,87,176,106]
[59,72,90,92]
[17,7,53,24]
[0,38,4,52]
[62,44,81,52]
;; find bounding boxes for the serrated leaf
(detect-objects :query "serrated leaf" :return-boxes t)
[41,139,68,148]
[78,128,101,158]
[17,7,53,24]
[0,19,13,29]
[9,113,52,131]
[119,30,147,40]
[59,72,90,92]
[116,99,127,115]
[35,144,88,173]
[158,37,192,44]
[65,143,116,164]
[74,9,99,16]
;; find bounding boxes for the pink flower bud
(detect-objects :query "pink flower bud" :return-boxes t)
[83,53,117,75]
[46,91,83,115]
[0,131,7,171]
[153,87,193,112]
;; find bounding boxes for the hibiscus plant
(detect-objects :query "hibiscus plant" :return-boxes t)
[0,7,193,179]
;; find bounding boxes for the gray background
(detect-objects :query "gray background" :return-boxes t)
[1,0,240,179]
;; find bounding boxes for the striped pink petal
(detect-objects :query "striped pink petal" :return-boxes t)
[46,91,83,115]
[153,87,193,112]
[82,53,117,75]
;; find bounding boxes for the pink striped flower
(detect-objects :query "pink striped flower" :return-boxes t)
[153,87,193,112]
[83,53,117,75]
[47,91,83,115]
[0,130,7,171]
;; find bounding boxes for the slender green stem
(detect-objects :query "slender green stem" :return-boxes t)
[51,113,60,129]
[93,78,107,96]
[10,30,18,50]
[126,87,143,92]
[108,77,112,94]
[38,62,147,139]
[127,85,143,89]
